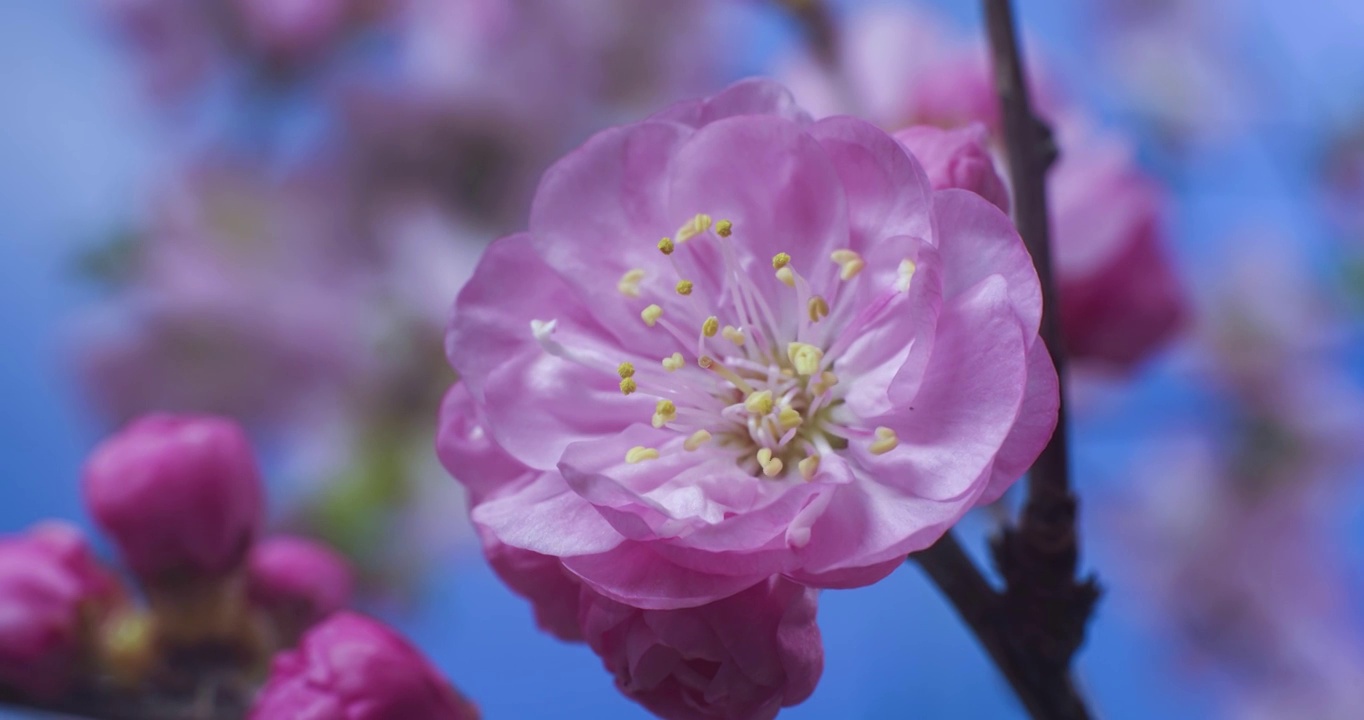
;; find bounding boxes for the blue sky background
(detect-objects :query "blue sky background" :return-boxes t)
[3,0,1364,717]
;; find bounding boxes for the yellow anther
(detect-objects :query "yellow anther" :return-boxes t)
[652,399,677,428]
[657,237,675,255]
[807,295,829,323]
[641,304,663,327]
[830,249,866,281]
[778,407,804,430]
[702,316,719,337]
[626,446,660,464]
[677,213,713,242]
[617,362,636,379]
[675,279,694,296]
[787,342,825,376]
[722,325,745,346]
[662,352,685,371]
[813,370,839,395]
[798,454,821,481]
[744,390,774,415]
[776,266,795,287]
[699,355,756,393]
[618,268,646,297]
[684,429,712,451]
[619,377,638,395]
[772,253,791,269]
[716,219,733,237]
[896,259,918,293]
[756,448,784,478]
[870,426,900,455]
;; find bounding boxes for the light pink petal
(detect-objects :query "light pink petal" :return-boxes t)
[435,383,530,504]
[807,115,935,249]
[563,542,763,610]
[651,77,811,128]
[447,234,649,470]
[978,341,1060,504]
[933,189,1043,341]
[471,470,624,557]
[666,114,849,285]
[868,276,1030,502]
[895,124,1009,213]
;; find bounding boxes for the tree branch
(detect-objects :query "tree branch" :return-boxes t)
[0,682,247,720]
[775,0,838,69]
[911,1,1100,718]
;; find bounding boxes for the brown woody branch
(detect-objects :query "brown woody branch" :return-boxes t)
[912,1,1099,719]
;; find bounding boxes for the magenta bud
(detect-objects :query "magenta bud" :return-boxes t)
[0,522,121,699]
[249,612,480,720]
[83,414,265,582]
[248,535,355,644]
[895,123,1011,213]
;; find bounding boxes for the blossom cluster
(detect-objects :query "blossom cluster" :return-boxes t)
[437,79,1059,718]
[0,414,476,718]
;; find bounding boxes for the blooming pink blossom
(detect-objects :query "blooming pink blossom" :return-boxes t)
[249,611,479,719]
[248,535,355,641]
[83,414,264,581]
[582,576,822,720]
[440,80,1057,608]
[782,4,1185,370]
[0,523,122,699]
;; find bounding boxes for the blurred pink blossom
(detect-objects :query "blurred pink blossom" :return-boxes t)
[440,79,1056,607]
[83,414,264,581]
[250,611,480,719]
[248,535,356,642]
[0,523,122,699]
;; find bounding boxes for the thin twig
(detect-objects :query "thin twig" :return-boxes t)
[0,683,246,720]
[775,0,838,69]
[911,1,1099,718]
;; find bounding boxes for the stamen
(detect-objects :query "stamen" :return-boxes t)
[778,407,803,430]
[870,427,900,455]
[652,400,677,428]
[807,295,830,323]
[617,362,635,379]
[787,342,825,376]
[776,266,795,287]
[618,269,646,297]
[684,429,713,451]
[677,213,713,242]
[897,259,917,292]
[675,280,694,296]
[831,249,866,281]
[772,253,791,269]
[715,219,733,237]
[798,454,821,481]
[721,325,745,346]
[702,316,719,337]
[756,448,784,477]
[813,370,839,395]
[619,377,638,395]
[699,355,756,394]
[744,390,774,415]
[641,304,663,327]
[626,446,660,464]
[662,352,685,371]
[657,237,675,255]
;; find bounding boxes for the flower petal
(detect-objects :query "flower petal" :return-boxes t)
[933,188,1043,341]
[563,542,764,610]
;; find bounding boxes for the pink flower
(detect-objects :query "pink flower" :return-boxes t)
[895,124,1010,213]
[782,4,1185,370]
[248,536,355,642]
[582,576,822,720]
[249,611,479,720]
[0,523,122,699]
[441,80,1057,608]
[236,0,347,60]
[83,414,264,581]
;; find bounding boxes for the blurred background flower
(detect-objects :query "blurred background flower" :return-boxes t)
[4,0,1364,717]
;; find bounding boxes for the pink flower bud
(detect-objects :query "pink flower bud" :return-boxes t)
[580,578,823,720]
[895,123,1010,213]
[249,612,480,720]
[248,535,355,642]
[83,414,265,582]
[0,523,121,699]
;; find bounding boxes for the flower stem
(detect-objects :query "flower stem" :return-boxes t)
[912,1,1099,718]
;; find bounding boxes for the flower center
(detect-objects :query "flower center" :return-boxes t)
[534,214,909,480]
